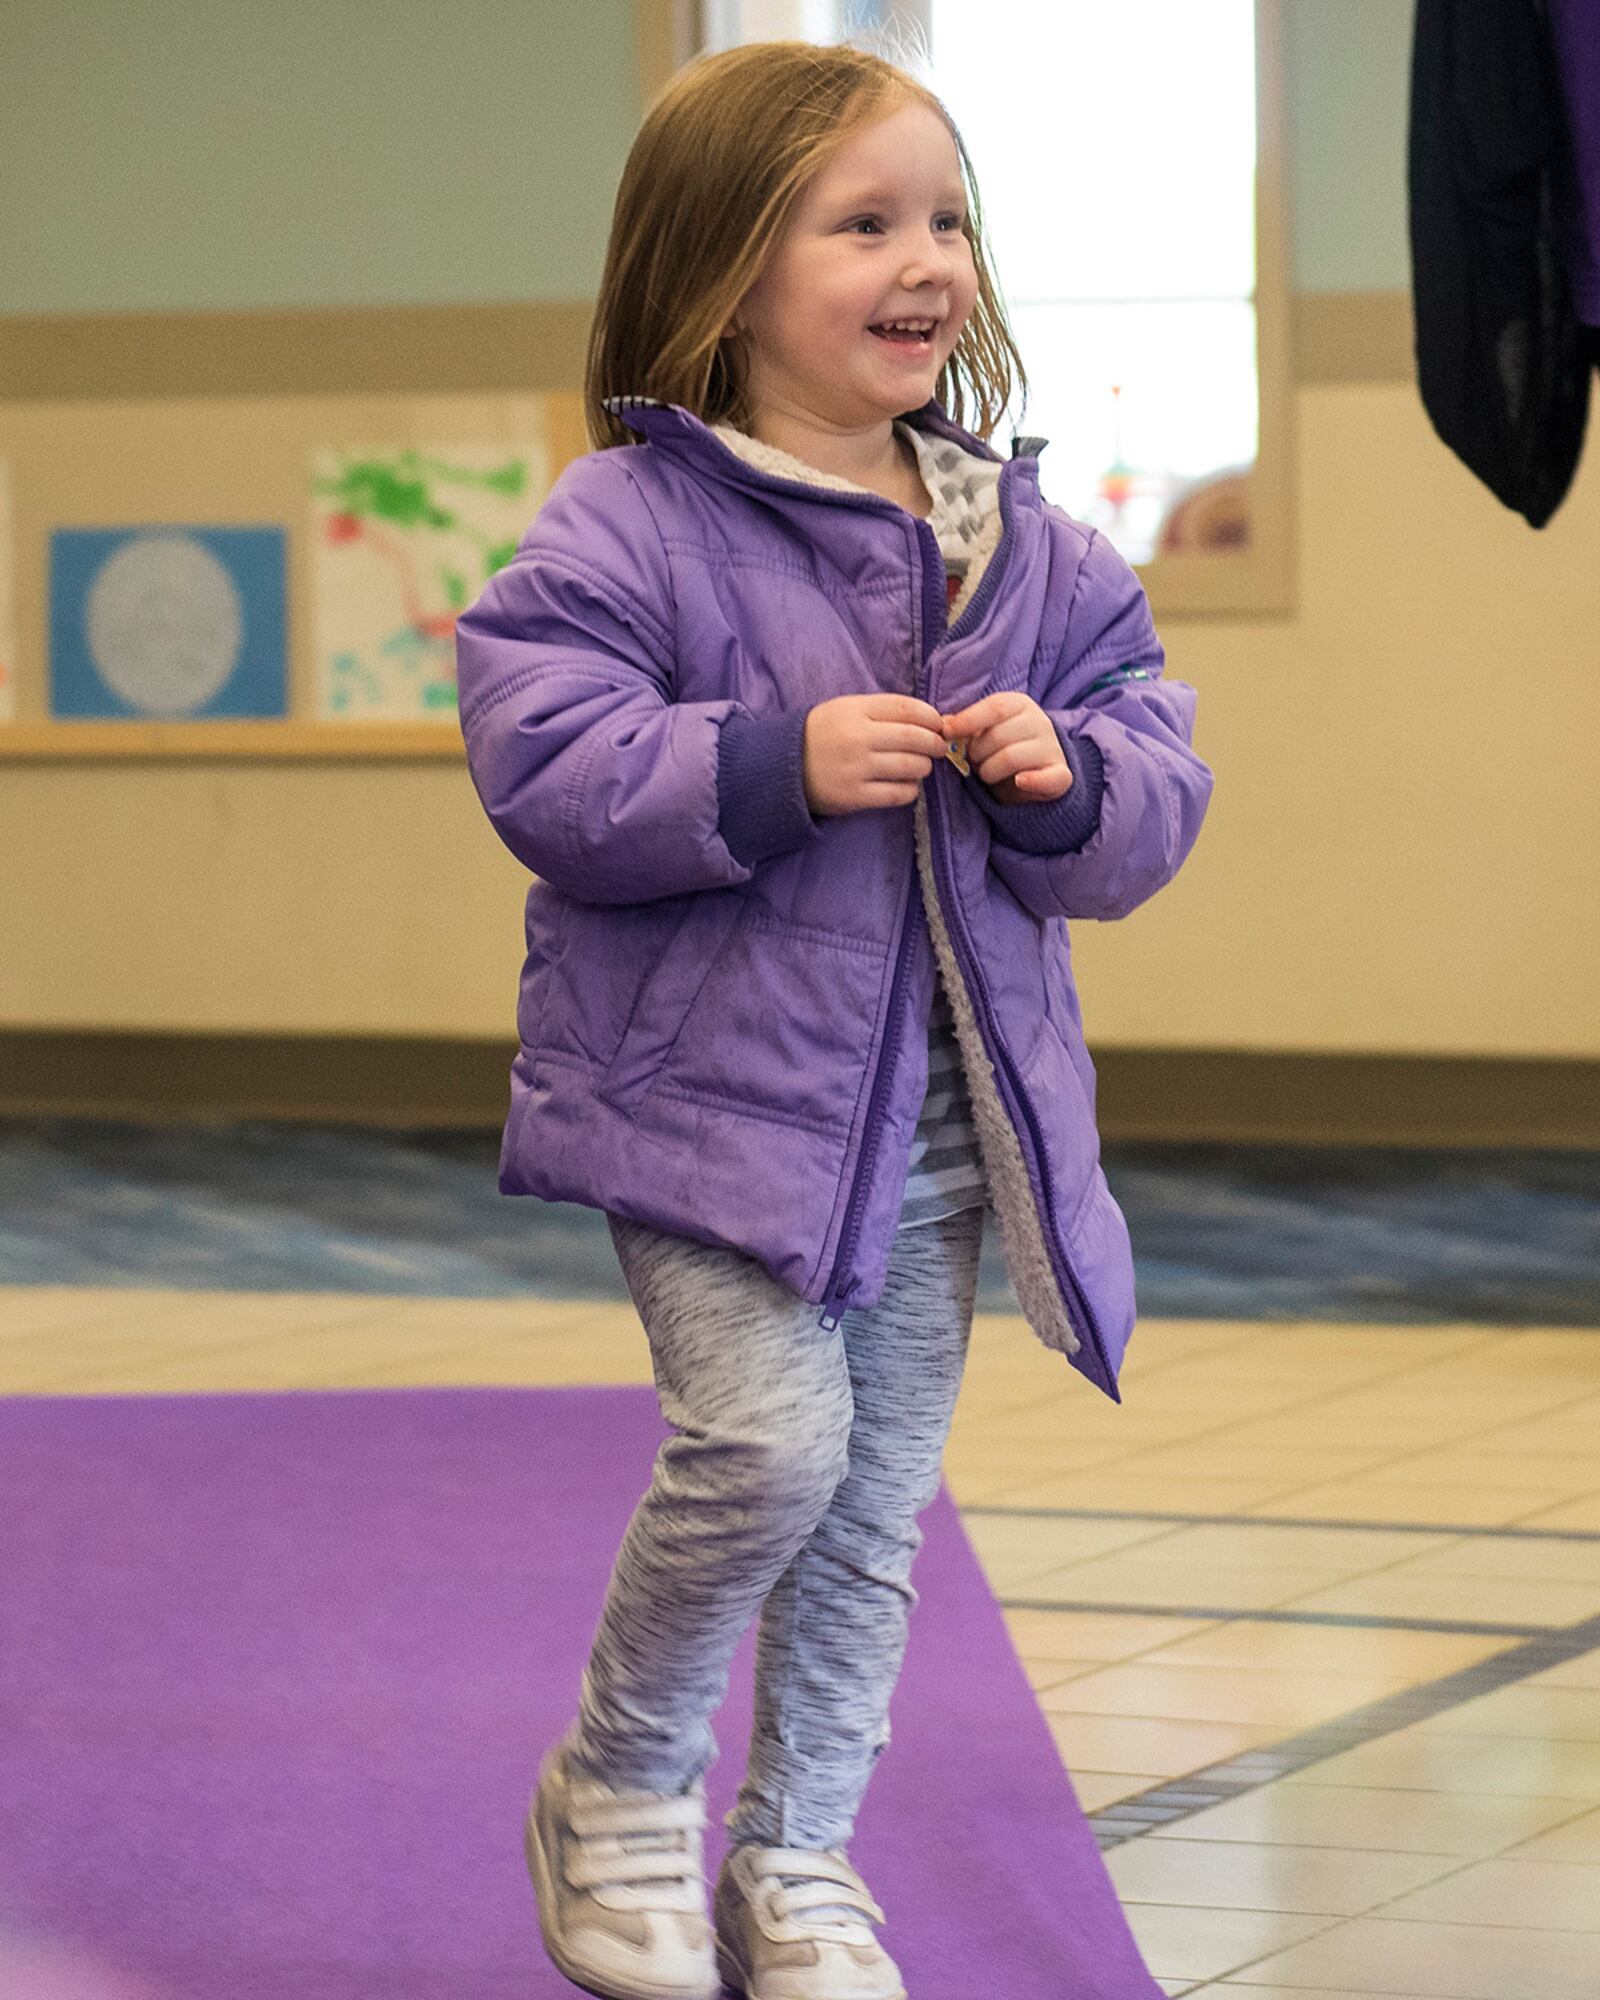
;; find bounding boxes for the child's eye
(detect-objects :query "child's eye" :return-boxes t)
[848,214,966,236]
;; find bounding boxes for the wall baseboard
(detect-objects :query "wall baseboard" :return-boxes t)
[0,1033,1593,1149]
[1097,1047,1599,1149]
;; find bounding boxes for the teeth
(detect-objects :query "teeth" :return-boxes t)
[875,319,935,333]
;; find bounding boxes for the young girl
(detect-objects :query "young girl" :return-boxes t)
[455,38,1212,2000]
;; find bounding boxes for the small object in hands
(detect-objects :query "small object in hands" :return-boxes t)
[945,737,971,776]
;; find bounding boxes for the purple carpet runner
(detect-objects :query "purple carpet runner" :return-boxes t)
[0,1385,1161,1998]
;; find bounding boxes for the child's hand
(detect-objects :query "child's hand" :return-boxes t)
[803,694,948,817]
[940,693,1072,807]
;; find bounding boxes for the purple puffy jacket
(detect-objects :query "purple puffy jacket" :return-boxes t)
[454,396,1213,1401]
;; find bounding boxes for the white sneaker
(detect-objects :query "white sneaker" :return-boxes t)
[524,1740,720,2000]
[713,1844,907,2000]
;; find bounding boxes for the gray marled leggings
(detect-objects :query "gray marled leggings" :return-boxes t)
[564,1203,985,1850]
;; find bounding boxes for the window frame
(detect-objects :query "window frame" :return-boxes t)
[638,0,1294,619]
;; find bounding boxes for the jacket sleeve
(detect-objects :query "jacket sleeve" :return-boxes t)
[454,450,825,906]
[964,522,1214,923]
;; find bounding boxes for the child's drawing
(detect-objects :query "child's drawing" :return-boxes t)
[311,443,547,721]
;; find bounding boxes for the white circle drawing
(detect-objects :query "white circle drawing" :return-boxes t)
[86,533,244,716]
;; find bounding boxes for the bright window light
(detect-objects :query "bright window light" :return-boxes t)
[930,0,1259,561]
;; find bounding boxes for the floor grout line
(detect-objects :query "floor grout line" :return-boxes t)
[952,1352,1600,1536]
[1077,1609,1600,1850]
[964,1502,1600,1544]
[1186,1909,1359,1995]
[957,1325,1573,1516]
[1237,1368,1600,1525]
[1000,1596,1555,1638]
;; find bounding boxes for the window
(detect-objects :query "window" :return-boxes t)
[929,0,1258,567]
[682,0,1291,611]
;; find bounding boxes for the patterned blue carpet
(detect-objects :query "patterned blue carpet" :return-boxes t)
[1,1117,1596,1323]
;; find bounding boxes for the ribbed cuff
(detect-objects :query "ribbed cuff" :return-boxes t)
[967,721,1105,855]
[716,708,826,867]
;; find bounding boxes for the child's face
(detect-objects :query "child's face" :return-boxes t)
[730,99,980,432]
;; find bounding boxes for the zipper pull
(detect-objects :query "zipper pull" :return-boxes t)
[817,1275,860,1333]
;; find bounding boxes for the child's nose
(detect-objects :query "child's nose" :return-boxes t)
[905,249,953,285]
[900,232,957,283]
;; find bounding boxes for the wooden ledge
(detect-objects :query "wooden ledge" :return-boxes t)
[0,722,466,761]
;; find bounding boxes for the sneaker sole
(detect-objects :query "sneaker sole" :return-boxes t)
[524,1802,723,2000]
[714,1934,904,2000]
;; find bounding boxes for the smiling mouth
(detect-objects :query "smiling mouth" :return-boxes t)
[867,320,938,346]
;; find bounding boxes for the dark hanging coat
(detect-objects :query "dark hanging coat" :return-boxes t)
[1408,0,1592,526]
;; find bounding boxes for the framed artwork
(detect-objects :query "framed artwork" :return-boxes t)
[0,389,579,761]
[49,526,287,720]
[310,444,547,723]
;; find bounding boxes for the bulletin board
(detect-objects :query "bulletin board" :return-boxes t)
[0,388,590,760]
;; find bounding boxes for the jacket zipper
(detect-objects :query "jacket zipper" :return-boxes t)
[922,471,1108,1377]
[816,862,919,1330]
[922,558,1109,1378]
[817,465,1020,1333]
[820,458,1110,1386]
[926,771,1106,1373]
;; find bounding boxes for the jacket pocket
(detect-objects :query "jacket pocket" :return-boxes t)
[649,915,888,1133]
[595,889,746,1116]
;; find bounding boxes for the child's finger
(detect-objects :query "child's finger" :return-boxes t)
[944,692,1024,737]
[940,702,984,736]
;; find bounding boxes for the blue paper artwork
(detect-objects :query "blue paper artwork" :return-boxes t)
[49,526,287,719]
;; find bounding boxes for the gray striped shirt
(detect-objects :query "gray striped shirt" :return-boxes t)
[899,975,990,1229]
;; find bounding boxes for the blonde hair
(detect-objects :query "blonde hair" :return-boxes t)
[583,39,1027,451]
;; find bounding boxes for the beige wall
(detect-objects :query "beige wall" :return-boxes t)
[3,374,1596,1057]
[2,0,1595,1065]
[1085,381,1600,1059]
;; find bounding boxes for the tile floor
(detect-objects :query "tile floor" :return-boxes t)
[3,1287,1599,1998]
